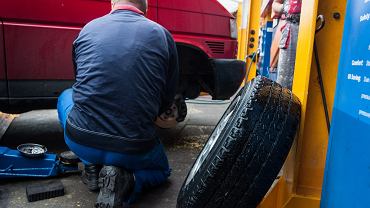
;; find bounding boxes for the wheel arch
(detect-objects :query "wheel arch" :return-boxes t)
[175,42,215,99]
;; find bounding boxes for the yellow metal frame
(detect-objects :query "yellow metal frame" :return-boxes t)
[237,0,262,81]
[294,0,346,199]
[237,0,347,207]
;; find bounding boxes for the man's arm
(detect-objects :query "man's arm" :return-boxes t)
[158,31,179,115]
[72,43,77,78]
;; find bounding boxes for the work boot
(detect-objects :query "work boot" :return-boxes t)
[95,166,135,208]
[81,164,101,192]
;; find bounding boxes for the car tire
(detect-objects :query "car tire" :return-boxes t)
[177,76,301,208]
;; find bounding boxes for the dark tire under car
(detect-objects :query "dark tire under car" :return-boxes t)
[177,76,301,208]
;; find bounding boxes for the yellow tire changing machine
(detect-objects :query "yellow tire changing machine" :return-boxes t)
[237,0,370,207]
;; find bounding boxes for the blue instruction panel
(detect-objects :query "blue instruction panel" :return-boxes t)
[321,0,370,207]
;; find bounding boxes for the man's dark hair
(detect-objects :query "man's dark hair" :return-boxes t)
[128,0,147,13]
[112,0,147,13]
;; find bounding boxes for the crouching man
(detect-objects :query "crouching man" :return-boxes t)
[57,0,179,207]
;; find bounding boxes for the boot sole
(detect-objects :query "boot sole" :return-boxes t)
[95,166,125,208]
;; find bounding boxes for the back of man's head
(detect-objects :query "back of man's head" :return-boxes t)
[111,0,148,14]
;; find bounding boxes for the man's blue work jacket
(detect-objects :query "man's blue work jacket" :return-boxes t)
[66,8,179,154]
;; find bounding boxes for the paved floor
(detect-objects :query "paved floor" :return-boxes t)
[0,99,230,208]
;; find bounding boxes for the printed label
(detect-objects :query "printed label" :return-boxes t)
[352,60,364,66]
[364,76,370,83]
[361,93,370,100]
[359,110,370,119]
[360,13,370,22]
[347,74,362,82]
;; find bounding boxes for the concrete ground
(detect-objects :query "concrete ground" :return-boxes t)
[0,99,230,208]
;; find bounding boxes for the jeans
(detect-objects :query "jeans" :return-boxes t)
[57,89,171,203]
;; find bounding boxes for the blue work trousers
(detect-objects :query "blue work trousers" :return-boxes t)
[57,89,171,203]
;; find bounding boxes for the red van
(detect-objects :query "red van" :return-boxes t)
[0,0,245,113]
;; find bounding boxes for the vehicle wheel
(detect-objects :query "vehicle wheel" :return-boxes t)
[177,76,301,208]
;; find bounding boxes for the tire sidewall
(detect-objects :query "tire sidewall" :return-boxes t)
[178,79,256,203]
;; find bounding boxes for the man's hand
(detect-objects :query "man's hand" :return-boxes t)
[155,95,187,129]
[272,0,284,18]
[174,95,187,122]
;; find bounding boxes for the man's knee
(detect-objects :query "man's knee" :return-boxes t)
[57,88,74,127]
[58,88,73,103]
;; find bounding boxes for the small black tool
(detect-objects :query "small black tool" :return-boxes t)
[26,180,65,202]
